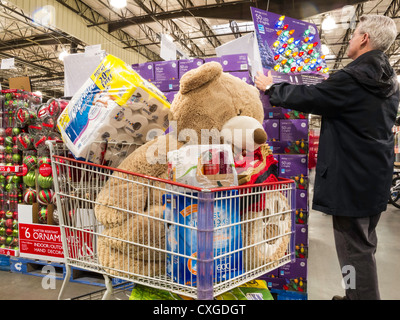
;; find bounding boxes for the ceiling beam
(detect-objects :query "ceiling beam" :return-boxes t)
[0,32,80,53]
[93,0,368,33]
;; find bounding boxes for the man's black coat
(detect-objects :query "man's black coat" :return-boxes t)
[267,50,400,217]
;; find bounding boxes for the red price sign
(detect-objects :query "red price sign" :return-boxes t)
[19,224,64,259]
[19,223,94,260]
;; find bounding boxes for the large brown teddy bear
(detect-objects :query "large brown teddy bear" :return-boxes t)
[94,62,290,280]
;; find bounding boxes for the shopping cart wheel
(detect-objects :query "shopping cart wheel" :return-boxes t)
[389,177,400,208]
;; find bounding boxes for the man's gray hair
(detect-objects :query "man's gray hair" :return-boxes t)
[357,15,397,52]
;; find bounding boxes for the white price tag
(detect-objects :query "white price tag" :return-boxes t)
[160,34,177,61]
[1,58,15,70]
[85,44,102,57]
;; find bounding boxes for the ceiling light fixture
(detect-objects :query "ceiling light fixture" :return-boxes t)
[321,44,330,55]
[322,15,337,31]
[110,0,127,9]
[59,50,69,61]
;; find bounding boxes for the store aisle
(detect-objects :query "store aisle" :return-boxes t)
[308,204,400,300]
[0,204,399,300]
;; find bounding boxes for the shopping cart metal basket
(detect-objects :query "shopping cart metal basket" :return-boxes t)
[48,141,296,300]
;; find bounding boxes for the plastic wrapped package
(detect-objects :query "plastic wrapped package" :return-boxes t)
[167,144,238,189]
[57,54,171,163]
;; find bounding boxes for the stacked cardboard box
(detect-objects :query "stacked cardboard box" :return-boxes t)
[132,54,253,104]
[259,80,310,296]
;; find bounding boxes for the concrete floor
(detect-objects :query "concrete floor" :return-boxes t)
[0,197,399,300]
[307,206,400,300]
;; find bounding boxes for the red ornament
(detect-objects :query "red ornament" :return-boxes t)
[298,52,304,57]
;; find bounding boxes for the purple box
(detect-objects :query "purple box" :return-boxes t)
[258,268,279,279]
[281,108,308,119]
[295,224,308,245]
[295,189,308,210]
[279,155,308,177]
[228,71,252,84]
[178,59,204,78]
[268,141,286,154]
[164,91,179,103]
[154,60,179,81]
[265,277,287,290]
[220,53,249,72]
[280,119,309,141]
[131,62,154,81]
[150,79,180,92]
[260,92,271,109]
[296,209,308,224]
[268,141,309,154]
[263,119,279,141]
[264,107,286,119]
[204,57,222,65]
[278,258,307,279]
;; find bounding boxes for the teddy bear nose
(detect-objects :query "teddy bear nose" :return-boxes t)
[253,128,268,145]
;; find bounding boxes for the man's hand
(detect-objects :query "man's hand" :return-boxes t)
[255,70,273,91]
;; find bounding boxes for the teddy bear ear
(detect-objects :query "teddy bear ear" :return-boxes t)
[179,61,222,94]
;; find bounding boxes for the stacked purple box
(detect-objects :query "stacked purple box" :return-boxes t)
[263,119,279,141]
[149,79,180,92]
[164,91,179,103]
[227,71,252,84]
[204,57,222,64]
[260,79,310,295]
[131,62,155,81]
[220,53,249,72]
[178,58,204,78]
[279,154,308,178]
[154,60,179,80]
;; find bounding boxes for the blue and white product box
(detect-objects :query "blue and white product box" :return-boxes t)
[163,190,244,286]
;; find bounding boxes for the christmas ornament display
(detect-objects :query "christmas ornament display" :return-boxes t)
[37,189,54,205]
[23,188,37,205]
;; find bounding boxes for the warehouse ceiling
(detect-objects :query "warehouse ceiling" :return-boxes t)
[0,0,400,100]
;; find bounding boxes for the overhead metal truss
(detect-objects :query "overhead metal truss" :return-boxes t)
[0,2,86,98]
[1,0,400,100]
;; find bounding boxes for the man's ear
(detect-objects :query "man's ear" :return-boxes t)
[361,32,369,45]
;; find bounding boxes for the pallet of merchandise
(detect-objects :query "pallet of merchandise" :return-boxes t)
[0,255,10,271]
[10,256,66,280]
[69,266,125,287]
[270,288,307,300]
[9,256,124,287]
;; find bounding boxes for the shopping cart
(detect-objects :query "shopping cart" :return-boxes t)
[48,141,296,300]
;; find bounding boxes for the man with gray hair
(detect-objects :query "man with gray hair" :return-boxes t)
[255,15,399,300]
